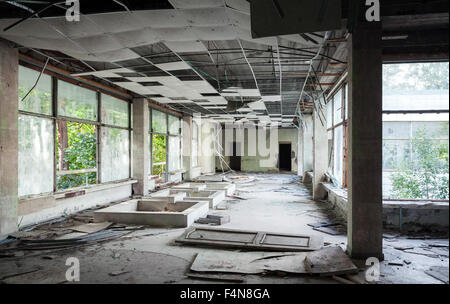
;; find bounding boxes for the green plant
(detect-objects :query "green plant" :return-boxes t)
[390,125,449,200]
[57,122,97,190]
[152,134,166,176]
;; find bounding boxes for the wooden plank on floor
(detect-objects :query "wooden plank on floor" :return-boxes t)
[176,227,323,251]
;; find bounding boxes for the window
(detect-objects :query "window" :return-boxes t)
[152,134,166,176]
[382,62,449,200]
[18,66,52,115]
[102,94,129,128]
[152,109,167,133]
[18,115,54,196]
[58,80,98,121]
[326,85,347,188]
[18,65,132,196]
[100,94,130,183]
[101,127,130,182]
[149,108,182,178]
[56,121,97,190]
[18,67,54,196]
[192,121,199,167]
[168,135,181,171]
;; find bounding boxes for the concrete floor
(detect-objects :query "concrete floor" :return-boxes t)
[0,173,448,284]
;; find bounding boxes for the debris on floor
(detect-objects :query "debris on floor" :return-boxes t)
[195,215,230,225]
[186,272,245,283]
[424,266,449,284]
[189,246,358,276]
[71,222,113,234]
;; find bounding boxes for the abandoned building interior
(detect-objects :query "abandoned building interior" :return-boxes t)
[0,0,449,285]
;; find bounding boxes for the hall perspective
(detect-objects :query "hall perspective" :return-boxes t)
[0,0,448,284]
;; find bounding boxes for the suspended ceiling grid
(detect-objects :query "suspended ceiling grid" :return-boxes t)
[0,0,333,126]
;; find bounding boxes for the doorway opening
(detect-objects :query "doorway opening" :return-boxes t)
[279,143,292,171]
[230,142,241,171]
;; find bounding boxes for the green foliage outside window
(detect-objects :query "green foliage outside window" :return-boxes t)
[390,125,449,200]
[152,134,166,176]
[57,122,97,190]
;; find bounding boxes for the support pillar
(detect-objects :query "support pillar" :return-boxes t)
[312,108,327,200]
[347,14,383,260]
[0,40,19,239]
[132,98,150,195]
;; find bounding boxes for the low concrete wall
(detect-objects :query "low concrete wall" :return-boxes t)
[320,182,449,233]
[18,180,135,229]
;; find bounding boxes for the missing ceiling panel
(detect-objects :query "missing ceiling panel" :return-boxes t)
[116,72,144,77]
[139,82,164,86]
[105,77,132,82]
[131,43,171,57]
[201,93,221,97]
[251,0,342,38]
[115,57,149,68]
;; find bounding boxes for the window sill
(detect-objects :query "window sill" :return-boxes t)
[321,182,449,209]
[19,179,137,202]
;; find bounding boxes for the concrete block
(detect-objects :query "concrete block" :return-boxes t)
[93,199,209,228]
[183,190,226,209]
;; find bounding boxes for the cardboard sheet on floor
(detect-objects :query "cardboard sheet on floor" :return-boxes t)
[176,227,323,251]
[190,247,358,275]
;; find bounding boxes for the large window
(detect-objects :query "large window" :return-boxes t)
[192,121,199,167]
[150,108,182,179]
[100,94,130,183]
[18,66,54,196]
[382,62,449,200]
[326,84,347,188]
[18,66,131,196]
[56,81,99,190]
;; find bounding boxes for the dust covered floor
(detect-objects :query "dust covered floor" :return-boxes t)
[0,173,448,284]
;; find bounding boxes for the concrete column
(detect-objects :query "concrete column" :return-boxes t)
[312,108,328,200]
[347,18,383,260]
[0,41,19,239]
[182,116,193,180]
[132,98,149,195]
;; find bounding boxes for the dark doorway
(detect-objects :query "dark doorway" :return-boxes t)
[279,143,292,171]
[230,142,241,171]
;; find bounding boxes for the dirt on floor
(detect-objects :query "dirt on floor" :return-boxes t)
[0,173,448,284]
